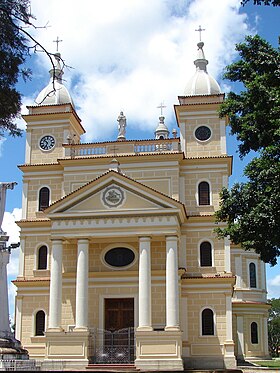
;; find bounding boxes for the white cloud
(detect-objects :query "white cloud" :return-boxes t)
[0,137,6,157]
[270,274,280,286]
[267,274,280,299]
[25,0,252,141]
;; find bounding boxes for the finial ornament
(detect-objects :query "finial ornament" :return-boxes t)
[195,25,205,42]
[157,102,166,116]
[53,36,63,52]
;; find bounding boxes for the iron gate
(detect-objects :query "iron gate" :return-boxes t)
[91,327,135,364]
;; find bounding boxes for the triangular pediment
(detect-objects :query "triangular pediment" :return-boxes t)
[45,171,186,222]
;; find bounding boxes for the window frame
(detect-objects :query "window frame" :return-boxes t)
[247,259,258,289]
[38,186,50,211]
[34,310,46,336]
[199,241,213,267]
[200,307,215,336]
[37,245,48,270]
[250,322,259,344]
[101,243,138,271]
[194,125,212,143]
[196,179,212,206]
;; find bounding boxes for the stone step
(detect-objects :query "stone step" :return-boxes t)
[86,363,139,372]
[86,367,243,373]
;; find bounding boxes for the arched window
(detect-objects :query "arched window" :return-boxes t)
[249,262,257,288]
[251,322,258,344]
[200,241,212,267]
[202,308,214,335]
[38,187,50,211]
[35,310,45,336]
[198,182,210,205]
[38,245,47,270]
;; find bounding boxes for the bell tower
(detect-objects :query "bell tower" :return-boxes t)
[174,37,227,158]
[22,52,85,165]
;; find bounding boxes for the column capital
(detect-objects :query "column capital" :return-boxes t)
[50,238,63,244]
[165,235,178,242]
[138,236,151,243]
[77,238,89,244]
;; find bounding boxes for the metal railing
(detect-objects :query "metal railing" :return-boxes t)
[90,327,135,364]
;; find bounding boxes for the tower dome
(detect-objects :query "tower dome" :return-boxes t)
[184,41,221,96]
[35,53,74,107]
[155,115,169,140]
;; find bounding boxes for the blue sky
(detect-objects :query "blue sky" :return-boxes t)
[1,0,279,322]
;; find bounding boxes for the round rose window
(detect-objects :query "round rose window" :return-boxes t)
[104,247,135,267]
[195,126,211,141]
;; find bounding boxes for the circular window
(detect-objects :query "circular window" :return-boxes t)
[195,126,211,141]
[104,247,135,268]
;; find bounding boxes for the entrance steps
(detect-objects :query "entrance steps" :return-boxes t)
[86,364,139,372]
[86,367,243,373]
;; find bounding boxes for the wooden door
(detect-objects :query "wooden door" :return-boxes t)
[105,298,134,332]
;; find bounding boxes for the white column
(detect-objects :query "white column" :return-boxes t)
[165,235,180,330]
[25,130,31,164]
[224,236,231,273]
[15,297,22,341]
[75,239,89,330]
[138,236,152,330]
[235,256,242,288]
[261,261,266,290]
[237,315,244,358]
[18,237,25,277]
[0,250,11,335]
[226,295,233,341]
[21,182,28,220]
[48,239,63,330]
[263,317,269,355]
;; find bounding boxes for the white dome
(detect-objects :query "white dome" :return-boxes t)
[35,80,74,106]
[184,42,221,96]
[184,70,221,96]
[35,53,74,107]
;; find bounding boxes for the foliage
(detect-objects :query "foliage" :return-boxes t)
[267,298,280,357]
[0,0,63,137]
[0,0,33,137]
[215,35,280,266]
[241,0,280,5]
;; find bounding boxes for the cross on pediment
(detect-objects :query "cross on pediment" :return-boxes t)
[111,144,119,156]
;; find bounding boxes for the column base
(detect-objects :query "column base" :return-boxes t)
[135,329,183,371]
[224,340,236,369]
[46,327,64,332]
[45,330,92,362]
[165,325,181,332]
[137,326,153,332]
[73,326,89,332]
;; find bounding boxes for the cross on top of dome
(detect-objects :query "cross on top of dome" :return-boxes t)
[53,36,63,52]
[195,25,205,42]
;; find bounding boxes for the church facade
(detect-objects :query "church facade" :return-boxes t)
[14,41,270,371]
